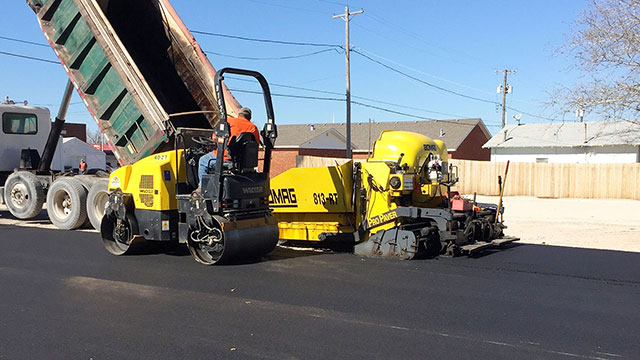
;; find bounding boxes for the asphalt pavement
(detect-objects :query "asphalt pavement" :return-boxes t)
[1,221,639,359]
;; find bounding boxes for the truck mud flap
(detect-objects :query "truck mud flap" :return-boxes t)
[354,229,418,260]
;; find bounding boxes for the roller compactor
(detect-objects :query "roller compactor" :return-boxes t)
[101,68,279,265]
[271,131,518,259]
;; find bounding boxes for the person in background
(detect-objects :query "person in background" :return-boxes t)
[197,107,260,187]
[79,159,87,174]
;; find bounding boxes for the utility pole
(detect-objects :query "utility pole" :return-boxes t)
[575,107,585,122]
[495,69,517,128]
[334,6,363,159]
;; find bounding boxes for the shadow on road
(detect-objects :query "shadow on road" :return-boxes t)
[467,242,524,259]
[0,209,50,223]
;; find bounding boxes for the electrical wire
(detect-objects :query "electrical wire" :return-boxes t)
[0,35,558,120]
[0,35,50,47]
[225,75,467,118]
[354,46,497,96]
[204,48,339,61]
[228,88,344,102]
[0,50,58,64]
[229,87,483,125]
[190,29,341,48]
[240,0,332,15]
[1,34,558,122]
[351,48,497,105]
[352,101,436,120]
[352,48,562,122]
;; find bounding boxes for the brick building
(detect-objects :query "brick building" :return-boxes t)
[269,118,491,176]
[60,122,87,142]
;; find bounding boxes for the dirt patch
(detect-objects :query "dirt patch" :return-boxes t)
[475,195,640,253]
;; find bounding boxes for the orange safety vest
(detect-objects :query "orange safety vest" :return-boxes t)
[214,116,260,160]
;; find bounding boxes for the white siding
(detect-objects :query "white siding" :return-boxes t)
[491,145,639,163]
[300,129,348,149]
[62,137,106,170]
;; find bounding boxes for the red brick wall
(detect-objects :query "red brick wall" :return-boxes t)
[449,125,490,161]
[263,148,370,177]
[60,122,87,142]
[299,148,350,158]
[262,149,299,177]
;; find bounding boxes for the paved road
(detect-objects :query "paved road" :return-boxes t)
[1,221,639,359]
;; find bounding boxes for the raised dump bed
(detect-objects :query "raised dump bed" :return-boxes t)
[27,0,240,165]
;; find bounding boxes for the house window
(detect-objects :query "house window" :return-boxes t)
[2,112,38,135]
[536,157,548,163]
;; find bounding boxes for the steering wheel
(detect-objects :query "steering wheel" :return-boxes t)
[192,136,217,147]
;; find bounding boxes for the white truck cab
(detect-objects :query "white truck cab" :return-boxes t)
[0,103,63,176]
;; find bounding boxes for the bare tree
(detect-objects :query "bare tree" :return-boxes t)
[555,0,640,124]
[86,129,103,145]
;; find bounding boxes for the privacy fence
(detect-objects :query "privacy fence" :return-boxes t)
[296,156,640,200]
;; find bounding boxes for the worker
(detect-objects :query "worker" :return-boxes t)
[79,159,87,174]
[198,107,260,186]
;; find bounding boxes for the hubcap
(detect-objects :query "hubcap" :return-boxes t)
[62,196,72,215]
[52,190,73,219]
[9,183,28,209]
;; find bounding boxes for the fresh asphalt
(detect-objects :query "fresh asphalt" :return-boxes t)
[1,215,639,359]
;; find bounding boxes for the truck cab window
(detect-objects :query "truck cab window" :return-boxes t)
[2,113,38,135]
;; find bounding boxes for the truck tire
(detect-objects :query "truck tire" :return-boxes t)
[87,179,109,231]
[46,177,88,230]
[3,171,45,219]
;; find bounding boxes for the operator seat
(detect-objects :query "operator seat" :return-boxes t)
[228,132,259,173]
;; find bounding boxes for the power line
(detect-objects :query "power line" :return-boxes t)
[229,87,482,126]
[352,47,560,121]
[505,106,558,121]
[0,50,58,64]
[354,46,497,96]
[352,101,436,121]
[1,34,558,122]
[225,75,467,118]
[0,35,50,47]
[204,48,339,61]
[351,48,497,105]
[315,0,346,6]
[190,29,341,48]
[239,0,331,15]
[228,88,344,102]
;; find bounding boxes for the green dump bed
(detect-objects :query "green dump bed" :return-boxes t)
[28,0,241,165]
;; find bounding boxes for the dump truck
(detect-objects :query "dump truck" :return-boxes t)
[271,130,518,259]
[1,0,279,264]
[3,0,240,229]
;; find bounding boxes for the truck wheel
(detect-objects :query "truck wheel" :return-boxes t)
[46,177,88,230]
[3,171,45,219]
[87,180,109,230]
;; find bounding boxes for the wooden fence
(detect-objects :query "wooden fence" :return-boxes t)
[450,160,640,200]
[296,156,640,200]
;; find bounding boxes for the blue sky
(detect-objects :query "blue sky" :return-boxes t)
[0,0,589,135]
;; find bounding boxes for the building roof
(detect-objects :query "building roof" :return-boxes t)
[483,121,640,149]
[275,118,489,151]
